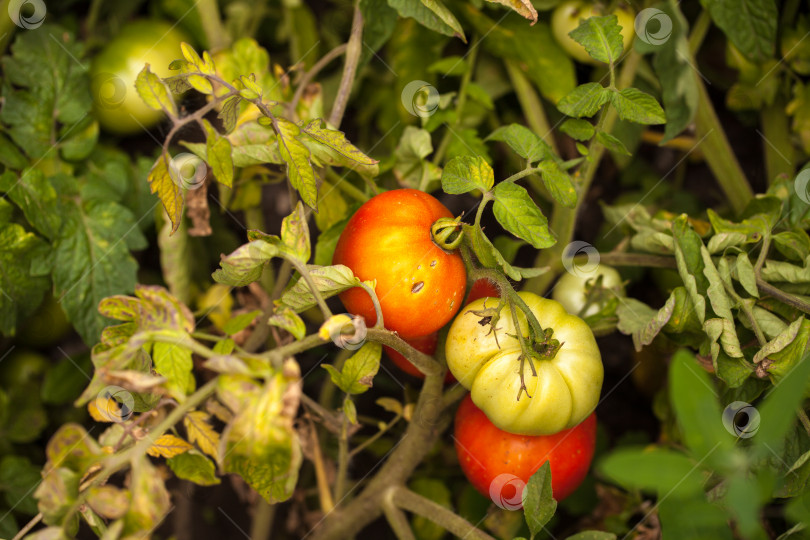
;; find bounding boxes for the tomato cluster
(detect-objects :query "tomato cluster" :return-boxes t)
[334,190,603,505]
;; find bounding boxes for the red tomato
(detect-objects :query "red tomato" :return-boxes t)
[454,394,596,505]
[333,189,467,339]
[467,279,500,303]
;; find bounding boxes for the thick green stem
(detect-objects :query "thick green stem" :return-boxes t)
[329,4,363,129]
[365,328,443,375]
[504,60,558,154]
[196,0,230,51]
[761,95,795,184]
[388,487,496,540]
[250,500,275,540]
[524,51,642,295]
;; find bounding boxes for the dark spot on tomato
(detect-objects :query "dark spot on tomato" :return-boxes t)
[411,281,424,293]
[430,260,437,267]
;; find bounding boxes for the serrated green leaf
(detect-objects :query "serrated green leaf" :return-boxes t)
[0,168,62,239]
[151,342,195,401]
[700,0,777,62]
[268,306,307,340]
[279,264,362,312]
[281,201,312,262]
[135,66,177,116]
[492,182,555,249]
[300,120,379,170]
[275,118,318,209]
[559,119,595,141]
[167,450,220,486]
[558,83,611,118]
[569,15,624,64]
[325,342,382,394]
[596,131,631,155]
[441,155,494,194]
[616,296,670,352]
[0,223,50,336]
[486,124,552,163]
[538,160,576,208]
[610,88,666,125]
[673,216,708,323]
[213,240,279,287]
[524,461,556,536]
[388,0,465,40]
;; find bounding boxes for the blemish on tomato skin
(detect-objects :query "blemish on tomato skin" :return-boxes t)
[430,260,437,267]
[411,281,424,293]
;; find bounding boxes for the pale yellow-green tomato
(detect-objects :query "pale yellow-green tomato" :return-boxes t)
[445,292,603,436]
[552,265,624,318]
[90,20,190,135]
[551,1,635,64]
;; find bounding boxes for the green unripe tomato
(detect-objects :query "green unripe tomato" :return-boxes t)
[551,1,635,64]
[90,20,190,135]
[552,265,624,318]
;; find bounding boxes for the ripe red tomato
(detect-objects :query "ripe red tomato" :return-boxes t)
[333,189,467,339]
[467,279,499,303]
[454,394,596,505]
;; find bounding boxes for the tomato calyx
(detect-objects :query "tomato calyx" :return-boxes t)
[431,216,464,252]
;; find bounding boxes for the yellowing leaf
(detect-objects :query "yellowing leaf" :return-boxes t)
[148,155,184,234]
[275,118,317,209]
[146,434,193,458]
[135,66,178,116]
[184,411,221,461]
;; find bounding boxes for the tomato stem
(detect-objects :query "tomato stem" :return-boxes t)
[431,216,464,251]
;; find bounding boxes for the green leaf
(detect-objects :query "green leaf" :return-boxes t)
[669,350,732,462]
[360,0,399,62]
[148,154,184,234]
[523,461,557,537]
[268,306,307,340]
[222,310,261,336]
[0,223,50,336]
[445,128,491,164]
[135,66,177,116]
[673,216,708,323]
[388,0,466,40]
[465,224,527,281]
[152,342,195,401]
[42,353,92,405]
[486,124,552,163]
[213,240,279,286]
[337,342,382,394]
[706,232,748,254]
[756,351,810,457]
[596,131,631,156]
[0,168,62,239]
[599,446,704,495]
[0,455,41,515]
[569,15,624,64]
[221,370,302,504]
[616,296,671,351]
[203,121,234,188]
[393,126,442,191]
[441,156,494,194]
[559,119,595,141]
[281,202,312,262]
[538,160,577,208]
[167,450,221,486]
[657,494,734,540]
[46,423,102,472]
[53,200,145,344]
[122,457,172,536]
[299,120,379,173]
[275,118,318,209]
[558,83,611,118]
[699,0,777,62]
[610,88,666,125]
[428,56,469,76]
[492,182,555,249]
[278,265,363,312]
[35,467,80,526]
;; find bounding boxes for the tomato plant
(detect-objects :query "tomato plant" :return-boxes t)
[455,394,597,504]
[90,20,189,135]
[333,189,467,339]
[551,1,634,64]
